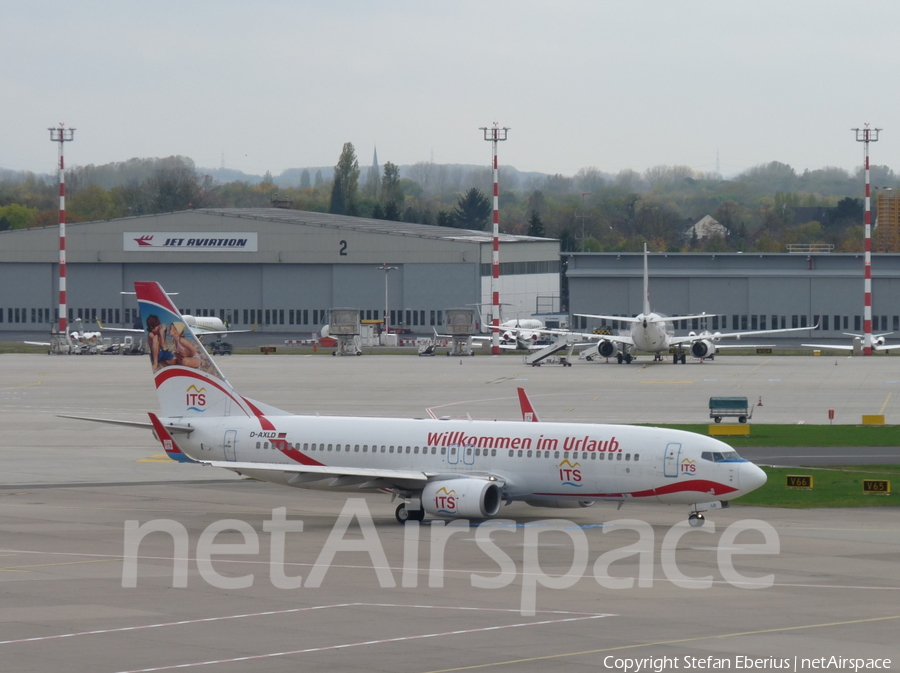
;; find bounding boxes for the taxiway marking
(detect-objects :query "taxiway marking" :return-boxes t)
[420,614,900,673]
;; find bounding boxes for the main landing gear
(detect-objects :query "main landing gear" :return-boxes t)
[395,503,425,524]
[616,352,633,364]
[672,351,687,364]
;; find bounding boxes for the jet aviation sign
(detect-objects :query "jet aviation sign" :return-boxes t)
[124,233,258,252]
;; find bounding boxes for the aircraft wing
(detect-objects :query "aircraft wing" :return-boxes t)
[96,319,143,333]
[670,324,816,345]
[875,343,900,351]
[575,313,640,323]
[713,343,775,350]
[189,326,254,337]
[203,460,431,480]
[505,325,634,345]
[24,341,51,346]
[801,343,854,351]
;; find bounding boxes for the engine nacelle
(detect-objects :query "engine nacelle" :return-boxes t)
[598,341,617,358]
[422,479,503,519]
[691,340,714,358]
[875,336,886,346]
[524,499,595,509]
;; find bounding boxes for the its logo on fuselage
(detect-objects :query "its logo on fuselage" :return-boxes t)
[680,458,697,475]
[558,459,583,487]
[433,486,458,514]
[186,384,207,412]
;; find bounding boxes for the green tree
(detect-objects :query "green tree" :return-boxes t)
[329,176,345,215]
[0,203,38,229]
[381,162,402,206]
[453,188,491,230]
[383,200,401,221]
[331,142,360,215]
[299,169,311,190]
[436,210,454,228]
[527,209,545,237]
[69,185,121,221]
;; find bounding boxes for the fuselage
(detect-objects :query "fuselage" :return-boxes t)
[629,313,674,353]
[173,414,766,505]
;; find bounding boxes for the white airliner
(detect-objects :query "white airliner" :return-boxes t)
[802,332,900,353]
[98,313,251,338]
[68,281,767,526]
[565,245,814,364]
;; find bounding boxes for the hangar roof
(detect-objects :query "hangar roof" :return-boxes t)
[199,208,547,243]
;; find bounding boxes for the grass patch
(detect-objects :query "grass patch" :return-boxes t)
[732,466,898,507]
[0,342,50,354]
[646,424,900,447]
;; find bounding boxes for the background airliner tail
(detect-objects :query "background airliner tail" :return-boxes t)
[642,243,651,315]
[135,281,289,420]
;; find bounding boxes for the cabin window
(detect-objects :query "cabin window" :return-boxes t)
[509,450,514,457]
[354,445,359,452]
[256,442,261,449]
[414,447,419,454]
[634,454,640,461]
[381,446,386,453]
[616,453,622,461]
[554,451,559,459]
[335,444,341,451]
[491,449,496,457]
[591,453,596,460]
[264,442,269,449]
[466,448,472,457]
[517,449,523,457]
[526,450,532,458]
[389,446,394,454]
[441,447,446,455]
[599,453,605,460]
[406,446,411,454]
[327,444,333,452]
[625,453,631,461]
[474,448,480,457]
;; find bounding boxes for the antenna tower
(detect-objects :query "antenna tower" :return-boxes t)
[480,123,510,355]
[853,124,882,355]
[48,123,75,349]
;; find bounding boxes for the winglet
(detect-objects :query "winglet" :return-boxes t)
[148,412,194,463]
[517,387,540,422]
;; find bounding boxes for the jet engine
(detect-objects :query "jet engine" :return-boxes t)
[422,479,503,519]
[598,341,617,358]
[524,499,595,509]
[691,340,715,358]
[875,336,886,346]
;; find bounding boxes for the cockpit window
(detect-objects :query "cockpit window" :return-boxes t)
[701,450,742,462]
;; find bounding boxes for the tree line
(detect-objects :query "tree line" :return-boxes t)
[2,147,896,253]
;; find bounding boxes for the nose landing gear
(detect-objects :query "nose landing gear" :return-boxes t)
[688,512,706,527]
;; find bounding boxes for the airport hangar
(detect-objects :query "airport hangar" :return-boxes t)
[0,208,560,334]
[565,250,900,339]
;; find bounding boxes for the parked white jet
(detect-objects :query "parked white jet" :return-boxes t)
[802,332,900,353]
[67,281,767,526]
[570,245,814,364]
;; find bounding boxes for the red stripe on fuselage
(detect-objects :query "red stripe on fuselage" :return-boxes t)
[533,479,737,499]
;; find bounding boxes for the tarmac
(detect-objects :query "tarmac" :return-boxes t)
[0,352,898,672]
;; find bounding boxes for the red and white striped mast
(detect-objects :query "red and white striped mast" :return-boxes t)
[49,123,75,349]
[853,124,880,356]
[481,122,509,355]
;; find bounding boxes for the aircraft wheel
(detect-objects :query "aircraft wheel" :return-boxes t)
[617,353,623,364]
[739,416,747,424]
[673,354,678,364]
[714,417,721,423]
[688,513,705,527]
[395,504,411,524]
[624,354,633,364]
[586,356,593,362]
[680,354,687,364]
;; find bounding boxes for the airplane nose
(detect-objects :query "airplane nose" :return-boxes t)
[740,462,767,493]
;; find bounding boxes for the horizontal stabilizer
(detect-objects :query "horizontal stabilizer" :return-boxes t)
[57,414,195,434]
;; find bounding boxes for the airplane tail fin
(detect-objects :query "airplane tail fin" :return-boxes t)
[135,281,288,421]
[643,243,651,315]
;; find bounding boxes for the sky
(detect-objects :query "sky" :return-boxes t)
[4,0,900,179]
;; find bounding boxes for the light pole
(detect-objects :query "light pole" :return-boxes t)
[853,124,882,355]
[378,263,398,342]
